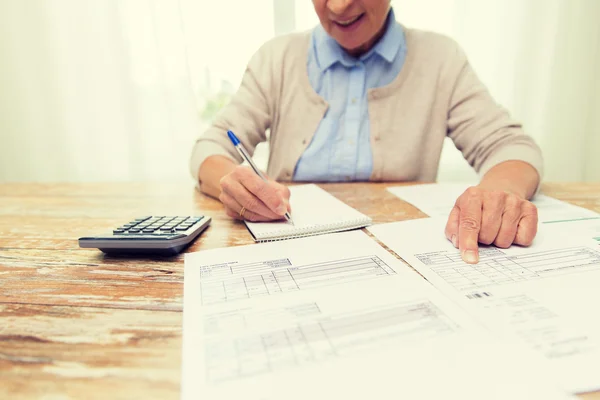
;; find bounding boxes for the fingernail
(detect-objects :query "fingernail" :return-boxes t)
[451,234,458,248]
[461,250,479,264]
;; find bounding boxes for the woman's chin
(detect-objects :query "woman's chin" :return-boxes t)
[338,40,369,56]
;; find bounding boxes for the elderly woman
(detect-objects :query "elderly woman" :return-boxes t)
[189,0,542,264]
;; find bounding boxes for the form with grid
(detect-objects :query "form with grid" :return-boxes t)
[417,247,600,293]
[200,256,396,305]
[204,301,457,382]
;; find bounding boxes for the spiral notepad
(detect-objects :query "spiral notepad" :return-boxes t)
[244,184,373,242]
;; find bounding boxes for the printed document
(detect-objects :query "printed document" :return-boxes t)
[182,230,572,400]
[368,218,600,393]
[387,183,599,224]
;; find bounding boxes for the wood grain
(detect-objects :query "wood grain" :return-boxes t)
[1,182,599,399]
[0,303,181,400]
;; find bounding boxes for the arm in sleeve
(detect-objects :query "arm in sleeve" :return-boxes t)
[445,45,544,184]
[189,43,275,182]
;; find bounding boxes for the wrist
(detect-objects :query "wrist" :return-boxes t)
[479,161,539,200]
[477,179,529,199]
[198,155,238,199]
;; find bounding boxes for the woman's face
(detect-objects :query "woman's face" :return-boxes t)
[312,0,391,56]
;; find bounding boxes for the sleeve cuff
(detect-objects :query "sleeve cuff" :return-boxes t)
[477,144,544,196]
[189,140,241,183]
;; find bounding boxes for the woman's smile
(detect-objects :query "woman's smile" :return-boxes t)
[332,13,365,31]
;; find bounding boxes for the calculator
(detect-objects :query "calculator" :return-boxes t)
[78,215,211,255]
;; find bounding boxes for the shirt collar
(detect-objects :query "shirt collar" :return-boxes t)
[313,7,404,71]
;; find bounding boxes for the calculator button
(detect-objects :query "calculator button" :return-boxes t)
[109,216,207,237]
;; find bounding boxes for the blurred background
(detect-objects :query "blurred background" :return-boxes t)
[1,0,599,183]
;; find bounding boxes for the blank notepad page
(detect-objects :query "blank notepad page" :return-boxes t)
[244,184,372,242]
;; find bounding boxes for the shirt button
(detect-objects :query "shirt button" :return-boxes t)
[302,139,307,145]
[351,98,357,104]
[374,136,380,141]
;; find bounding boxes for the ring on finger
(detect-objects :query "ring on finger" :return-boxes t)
[239,206,246,218]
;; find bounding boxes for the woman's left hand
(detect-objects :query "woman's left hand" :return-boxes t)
[444,186,538,264]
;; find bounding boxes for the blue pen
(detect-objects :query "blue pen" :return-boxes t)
[227,130,294,224]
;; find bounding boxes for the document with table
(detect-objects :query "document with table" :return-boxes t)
[368,217,600,393]
[182,230,573,400]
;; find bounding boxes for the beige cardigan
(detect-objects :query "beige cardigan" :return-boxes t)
[190,28,543,183]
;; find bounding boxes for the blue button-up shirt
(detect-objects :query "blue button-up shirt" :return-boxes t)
[293,8,407,182]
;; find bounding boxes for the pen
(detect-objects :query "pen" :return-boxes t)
[227,130,294,225]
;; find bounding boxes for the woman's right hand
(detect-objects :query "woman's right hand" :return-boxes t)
[219,166,291,222]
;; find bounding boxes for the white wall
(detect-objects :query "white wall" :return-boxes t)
[1,0,599,183]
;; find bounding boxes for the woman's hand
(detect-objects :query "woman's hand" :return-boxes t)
[219,166,291,222]
[444,186,538,264]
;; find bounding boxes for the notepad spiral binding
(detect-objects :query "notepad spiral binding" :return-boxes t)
[254,217,372,242]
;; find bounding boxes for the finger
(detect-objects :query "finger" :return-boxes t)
[514,202,538,246]
[220,192,274,222]
[478,192,504,245]
[458,187,483,264]
[235,169,287,216]
[224,207,271,222]
[493,194,522,248]
[444,205,460,248]
[221,178,283,220]
[277,184,291,200]
[225,207,246,221]
[231,180,284,220]
[220,191,278,222]
[275,184,292,212]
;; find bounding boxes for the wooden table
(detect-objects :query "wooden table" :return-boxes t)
[1,182,599,399]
